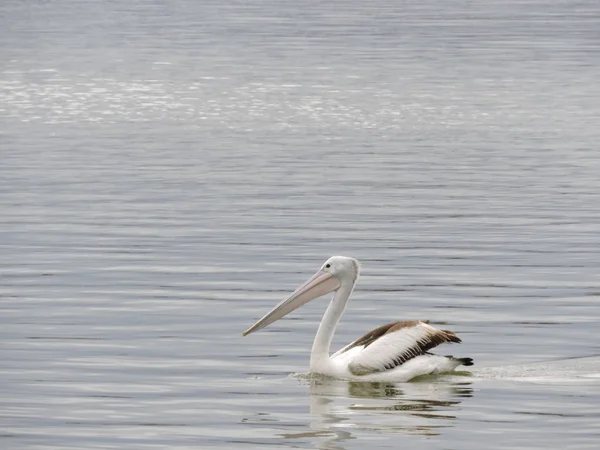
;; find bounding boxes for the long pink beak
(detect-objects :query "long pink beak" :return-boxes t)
[242,270,341,336]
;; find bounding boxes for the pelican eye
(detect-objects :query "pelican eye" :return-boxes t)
[325,263,331,268]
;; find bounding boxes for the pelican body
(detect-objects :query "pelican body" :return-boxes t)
[243,256,473,382]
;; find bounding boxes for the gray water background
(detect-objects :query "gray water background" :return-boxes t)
[2,1,600,449]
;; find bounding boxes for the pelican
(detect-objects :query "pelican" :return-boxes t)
[243,256,473,382]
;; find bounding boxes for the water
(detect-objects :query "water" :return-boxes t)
[2,0,600,449]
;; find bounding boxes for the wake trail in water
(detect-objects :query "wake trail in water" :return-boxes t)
[471,355,600,383]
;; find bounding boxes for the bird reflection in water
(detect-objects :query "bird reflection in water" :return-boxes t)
[281,375,473,450]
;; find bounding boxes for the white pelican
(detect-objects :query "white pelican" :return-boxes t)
[243,256,473,382]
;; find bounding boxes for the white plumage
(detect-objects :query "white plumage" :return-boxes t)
[244,256,472,382]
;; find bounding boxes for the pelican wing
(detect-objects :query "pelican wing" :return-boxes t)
[333,320,461,376]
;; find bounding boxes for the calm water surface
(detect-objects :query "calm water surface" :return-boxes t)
[2,1,600,449]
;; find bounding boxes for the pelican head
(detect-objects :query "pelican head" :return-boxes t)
[321,255,361,283]
[242,256,360,336]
